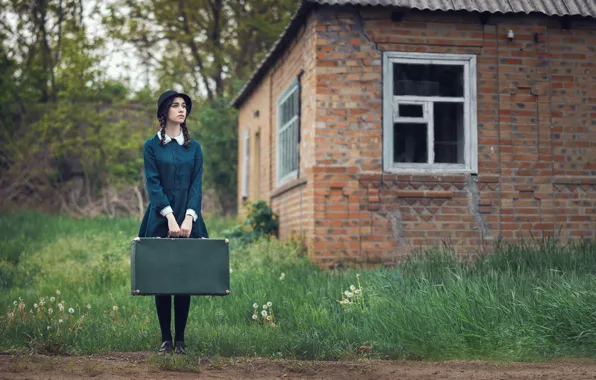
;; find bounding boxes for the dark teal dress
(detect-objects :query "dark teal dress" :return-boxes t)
[138,134,209,239]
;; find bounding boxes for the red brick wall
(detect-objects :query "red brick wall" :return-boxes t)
[310,7,596,266]
[237,12,317,244]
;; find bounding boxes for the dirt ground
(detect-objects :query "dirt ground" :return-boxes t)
[3,352,596,380]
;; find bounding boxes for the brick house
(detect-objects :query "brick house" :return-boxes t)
[231,0,596,267]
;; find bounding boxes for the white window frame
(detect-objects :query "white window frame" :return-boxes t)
[276,79,300,186]
[241,131,249,200]
[383,52,478,173]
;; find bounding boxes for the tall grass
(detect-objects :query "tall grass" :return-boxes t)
[1,211,596,361]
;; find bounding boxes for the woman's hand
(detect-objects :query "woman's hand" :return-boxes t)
[180,215,193,238]
[166,214,181,237]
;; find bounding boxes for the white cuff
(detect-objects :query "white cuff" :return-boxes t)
[160,206,173,217]
[185,209,198,222]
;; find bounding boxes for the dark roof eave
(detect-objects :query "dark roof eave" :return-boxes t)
[231,1,314,109]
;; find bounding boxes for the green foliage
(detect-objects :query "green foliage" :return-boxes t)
[192,97,238,214]
[223,200,279,244]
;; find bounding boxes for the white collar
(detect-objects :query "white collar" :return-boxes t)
[157,130,184,145]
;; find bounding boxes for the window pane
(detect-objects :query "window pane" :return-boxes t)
[433,102,464,164]
[393,63,464,97]
[399,104,424,118]
[393,123,428,163]
[292,120,298,172]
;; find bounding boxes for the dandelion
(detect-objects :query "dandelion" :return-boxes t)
[356,273,360,278]
[87,304,91,310]
[30,309,33,313]
[350,285,356,291]
[267,302,272,307]
[13,301,17,306]
[112,305,119,311]
[266,316,272,321]
[68,308,74,314]
[58,303,64,311]
[355,289,361,295]
[271,322,276,327]
[59,319,63,324]
[48,308,53,315]
[261,310,268,317]
[252,314,258,320]
[279,273,285,281]
[253,303,258,309]
[34,304,38,309]
[39,300,45,306]
[56,290,61,295]
[347,292,354,298]
[344,290,350,296]
[47,326,51,330]
[50,297,55,302]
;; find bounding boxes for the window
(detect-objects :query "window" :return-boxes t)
[276,79,300,185]
[241,131,249,200]
[383,52,477,173]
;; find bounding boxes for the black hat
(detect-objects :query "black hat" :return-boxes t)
[156,90,192,118]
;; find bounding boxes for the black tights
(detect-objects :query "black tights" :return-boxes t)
[155,295,191,343]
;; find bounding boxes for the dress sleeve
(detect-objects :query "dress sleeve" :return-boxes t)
[143,141,171,213]
[186,142,204,219]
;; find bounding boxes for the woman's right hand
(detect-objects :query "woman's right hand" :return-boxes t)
[166,214,181,237]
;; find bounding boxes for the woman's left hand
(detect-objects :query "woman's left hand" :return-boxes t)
[180,215,193,237]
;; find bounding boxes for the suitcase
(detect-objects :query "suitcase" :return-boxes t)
[130,237,230,296]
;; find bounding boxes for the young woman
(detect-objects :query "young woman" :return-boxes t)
[138,90,209,354]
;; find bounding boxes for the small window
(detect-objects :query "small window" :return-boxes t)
[383,52,477,173]
[276,79,300,185]
[241,131,249,200]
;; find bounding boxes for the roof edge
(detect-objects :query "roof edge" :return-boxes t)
[231,1,314,109]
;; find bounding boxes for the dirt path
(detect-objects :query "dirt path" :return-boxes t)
[2,352,596,379]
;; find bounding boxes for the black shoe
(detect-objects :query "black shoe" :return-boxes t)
[175,341,186,355]
[158,340,173,354]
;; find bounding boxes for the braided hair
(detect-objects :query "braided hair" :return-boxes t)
[157,96,191,149]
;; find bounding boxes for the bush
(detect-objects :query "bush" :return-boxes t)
[223,200,278,244]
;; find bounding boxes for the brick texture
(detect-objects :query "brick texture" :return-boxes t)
[237,6,596,267]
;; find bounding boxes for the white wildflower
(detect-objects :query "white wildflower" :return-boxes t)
[266,316,272,321]
[267,302,272,307]
[262,304,268,310]
[350,285,356,291]
[58,303,64,311]
[252,314,258,320]
[344,290,350,296]
[50,297,55,302]
[56,290,61,295]
[68,308,74,314]
[253,303,258,309]
[356,273,360,278]
[87,304,91,309]
[112,305,118,311]
[48,308,53,315]
[271,322,276,327]
[347,292,354,298]
[355,289,361,295]
[13,301,17,305]
[47,326,51,330]
[34,304,38,309]
[279,273,285,280]
[30,309,33,313]
[59,319,63,324]
[39,300,45,306]
[261,310,267,317]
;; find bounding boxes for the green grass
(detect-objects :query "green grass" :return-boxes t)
[1,211,596,362]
